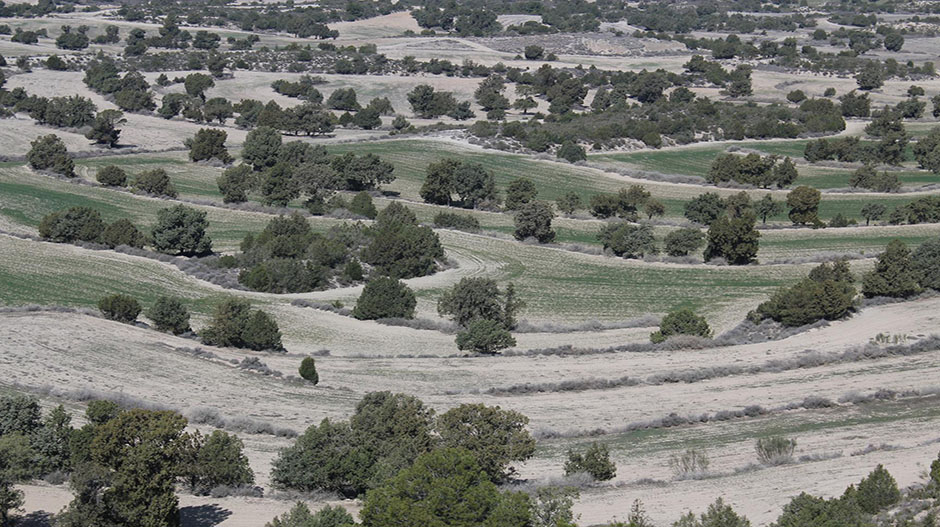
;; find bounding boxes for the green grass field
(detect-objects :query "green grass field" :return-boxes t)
[590,141,811,179]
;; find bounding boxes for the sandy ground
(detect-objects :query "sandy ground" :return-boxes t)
[2,292,939,525]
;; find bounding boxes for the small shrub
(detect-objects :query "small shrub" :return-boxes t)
[133,169,178,198]
[433,212,480,232]
[456,319,516,354]
[147,296,191,335]
[298,357,319,385]
[98,294,141,323]
[755,436,796,465]
[650,308,711,343]
[96,165,127,186]
[564,442,616,481]
[669,449,710,478]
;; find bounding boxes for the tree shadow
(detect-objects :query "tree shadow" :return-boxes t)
[180,504,233,527]
[16,511,54,527]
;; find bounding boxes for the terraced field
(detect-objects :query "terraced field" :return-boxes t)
[3,9,940,527]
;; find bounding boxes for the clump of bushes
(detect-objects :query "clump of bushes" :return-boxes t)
[27,134,75,177]
[598,222,656,258]
[272,393,535,498]
[201,299,283,351]
[752,259,857,327]
[438,278,524,353]
[98,294,141,323]
[564,442,616,481]
[38,207,105,243]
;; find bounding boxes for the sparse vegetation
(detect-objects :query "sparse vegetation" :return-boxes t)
[755,436,796,465]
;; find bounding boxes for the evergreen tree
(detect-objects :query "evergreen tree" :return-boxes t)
[862,240,922,298]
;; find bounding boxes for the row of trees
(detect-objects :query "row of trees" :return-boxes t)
[707,154,798,188]
[39,204,213,256]
[218,128,396,208]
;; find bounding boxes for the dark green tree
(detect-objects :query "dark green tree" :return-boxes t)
[438,278,504,327]
[83,409,188,527]
[861,203,887,226]
[555,192,582,215]
[217,164,256,203]
[704,213,760,265]
[504,178,538,210]
[755,194,784,224]
[420,159,458,205]
[242,126,283,170]
[360,448,512,527]
[183,430,254,495]
[556,141,586,163]
[348,191,377,219]
[352,277,417,320]
[187,128,232,163]
[201,299,282,351]
[27,134,75,177]
[855,465,900,514]
[299,357,319,385]
[85,110,126,148]
[786,186,821,225]
[514,200,555,243]
[456,319,516,354]
[259,163,299,207]
[913,237,940,290]
[326,88,360,111]
[100,219,145,249]
[436,404,535,483]
[685,193,726,226]
[664,228,705,257]
[862,240,922,298]
[650,307,712,343]
[151,205,213,256]
[184,73,214,101]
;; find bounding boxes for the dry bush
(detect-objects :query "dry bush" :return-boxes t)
[669,449,710,479]
[756,436,796,465]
